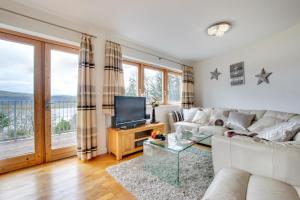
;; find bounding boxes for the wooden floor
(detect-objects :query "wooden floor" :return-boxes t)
[0,145,210,200]
[0,153,141,200]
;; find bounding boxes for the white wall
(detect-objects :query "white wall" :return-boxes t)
[194,23,300,114]
[0,1,182,155]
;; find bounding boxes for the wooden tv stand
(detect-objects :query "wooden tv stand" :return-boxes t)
[108,123,166,160]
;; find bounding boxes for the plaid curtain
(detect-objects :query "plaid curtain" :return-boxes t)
[181,66,194,109]
[102,41,125,116]
[77,35,97,160]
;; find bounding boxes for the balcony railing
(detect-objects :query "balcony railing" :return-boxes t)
[0,100,77,142]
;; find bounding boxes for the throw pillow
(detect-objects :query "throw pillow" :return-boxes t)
[183,107,199,122]
[171,110,184,122]
[226,112,255,130]
[192,110,209,124]
[209,108,231,126]
[293,131,300,142]
[248,117,284,133]
[257,121,300,142]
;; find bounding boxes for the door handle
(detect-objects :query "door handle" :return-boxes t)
[45,101,54,110]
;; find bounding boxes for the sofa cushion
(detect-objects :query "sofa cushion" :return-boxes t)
[173,121,201,131]
[198,126,228,136]
[263,110,295,121]
[238,109,266,121]
[170,110,184,122]
[226,112,255,130]
[248,117,284,133]
[293,132,300,142]
[202,168,250,200]
[246,175,299,200]
[209,108,233,125]
[183,107,199,122]
[202,107,213,115]
[257,121,300,142]
[289,114,300,123]
[191,110,209,124]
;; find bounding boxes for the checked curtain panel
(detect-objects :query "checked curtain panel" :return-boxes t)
[77,35,97,160]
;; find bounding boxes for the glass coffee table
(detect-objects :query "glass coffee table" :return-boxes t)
[143,132,213,186]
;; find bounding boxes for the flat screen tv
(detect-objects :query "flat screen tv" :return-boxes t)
[112,96,147,128]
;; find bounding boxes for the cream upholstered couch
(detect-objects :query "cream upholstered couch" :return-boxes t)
[168,108,300,200]
[168,108,300,144]
[203,135,300,200]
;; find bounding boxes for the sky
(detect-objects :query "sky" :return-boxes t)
[0,39,78,96]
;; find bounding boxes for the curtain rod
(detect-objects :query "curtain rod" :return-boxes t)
[1,7,188,67]
[114,42,188,67]
[0,7,97,38]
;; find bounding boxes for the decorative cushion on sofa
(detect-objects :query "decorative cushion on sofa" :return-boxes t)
[293,132,300,142]
[288,114,300,123]
[192,110,209,124]
[209,108,233,126]
[238,109,266,121]
[263,110,295,121]
[183,107,199,122]
[226,112,255,130]
[248,117,284,133]
[171,110,184,122]
[202,107,214,116]
[257,121,300,142]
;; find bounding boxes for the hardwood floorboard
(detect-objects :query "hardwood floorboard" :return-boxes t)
[0,153,141,200]
[0,145,210,200]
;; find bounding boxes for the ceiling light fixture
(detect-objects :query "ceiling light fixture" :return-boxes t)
[207,22,231,37]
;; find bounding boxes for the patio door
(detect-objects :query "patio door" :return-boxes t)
[0,31,43,173]
[44,43,79,162]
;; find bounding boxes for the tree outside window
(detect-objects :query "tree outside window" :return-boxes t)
[168,73,182,103]
[123,63,138,96]
[144,68,163,103]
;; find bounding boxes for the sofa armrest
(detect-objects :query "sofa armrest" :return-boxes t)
[212,135,300,186]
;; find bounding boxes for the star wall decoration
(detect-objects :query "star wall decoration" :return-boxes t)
[210,68,221,80]
[255,68,272,85]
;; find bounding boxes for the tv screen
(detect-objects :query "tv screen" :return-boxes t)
[114,96,146,125]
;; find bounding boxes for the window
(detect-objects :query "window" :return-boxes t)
[122,59,182,105]
[123,62,138,96]
[168,73,182,104]
[144,68,163,103]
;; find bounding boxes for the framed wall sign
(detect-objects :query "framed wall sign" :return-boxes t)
[230,62,245,86]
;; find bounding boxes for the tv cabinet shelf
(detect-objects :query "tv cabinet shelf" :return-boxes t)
[108,123,166,160]
[134,136,149,142]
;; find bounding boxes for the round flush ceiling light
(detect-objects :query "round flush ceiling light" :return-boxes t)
[207,22,231,37]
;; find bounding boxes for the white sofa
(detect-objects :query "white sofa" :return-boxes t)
[203,135,300,200]
[168,108,300,199]
[168,108,300,144]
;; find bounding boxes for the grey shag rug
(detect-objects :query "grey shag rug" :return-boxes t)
[106,147,214,200]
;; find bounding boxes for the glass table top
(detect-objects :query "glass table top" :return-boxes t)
[144,132,213,153]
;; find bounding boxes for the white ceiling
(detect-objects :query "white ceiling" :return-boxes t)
[11,0,300,62]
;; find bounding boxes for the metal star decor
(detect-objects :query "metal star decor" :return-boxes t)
[255,68,272,85]
[210,68,221,80]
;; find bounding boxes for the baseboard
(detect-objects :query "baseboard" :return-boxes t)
[97,147,107,155]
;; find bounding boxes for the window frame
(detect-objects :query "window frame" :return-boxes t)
[122,58,182,105]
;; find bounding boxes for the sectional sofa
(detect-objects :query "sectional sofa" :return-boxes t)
[168,107,300,200]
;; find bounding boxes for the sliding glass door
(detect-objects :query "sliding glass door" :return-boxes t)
[45,43,79,162]
[0,31,43,173]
